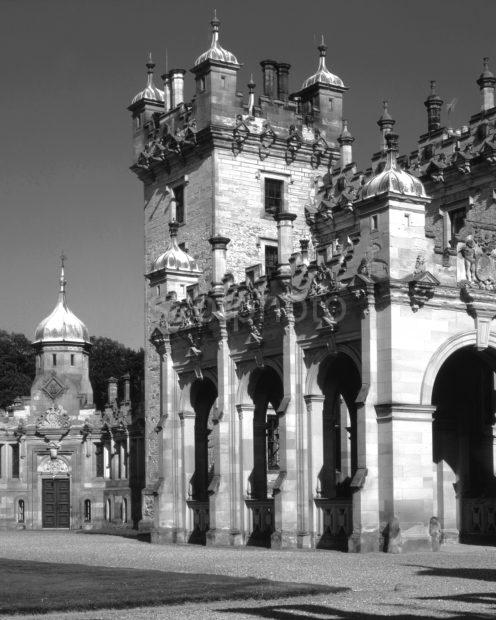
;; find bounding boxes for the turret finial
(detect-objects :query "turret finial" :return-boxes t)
[59,251,67,299]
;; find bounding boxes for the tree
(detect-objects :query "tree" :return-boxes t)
[0,331,35,409]
[89,336,144,410]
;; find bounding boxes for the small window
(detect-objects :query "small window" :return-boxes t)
[264,245,278,278]
[105,498,112,522]
[264,178,283,216]
[95,443,104,478]
[449,207,465,239]
[371,215,378,231]
[17,499,25,524]
[12,444,19,479]
[174,185,185,224]
[199,76,206,92]
[70,354,75,366]
[122,497,128,523]
[84,499,91,523]
[52,354,57,366]
[135,115,141,130]
[156,285,161,296]
[221,76,226,89]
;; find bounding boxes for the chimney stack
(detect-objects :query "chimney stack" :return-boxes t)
[107,377,118,404]
[169,69,186,108]
[277,62,291,100]
[122,373,131,404]
[260,60,278,99]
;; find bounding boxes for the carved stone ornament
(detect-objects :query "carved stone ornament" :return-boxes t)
[232,114,249,155]
[42,374,66,400]
[408,271,439,312]
[150,327,166,354]
[285,124,303,162]
[143,494,155,518]
[311,129,329,169]
[36,405,70,431]
[38,457,69,477]
[457,232,496,291]
[259,122,276,160]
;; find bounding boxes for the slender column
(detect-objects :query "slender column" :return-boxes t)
[294,343,311,548]
[340,397,352,480]
[349,285,381,552]
[207,317,235,546]
[304,395,325,547]
[237,403,254,543]
[271,309,301,548]
[276,212,297,277]
[180,410,196,540]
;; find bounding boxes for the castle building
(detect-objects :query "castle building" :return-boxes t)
[130,16,496,551]
[0,261,142,530]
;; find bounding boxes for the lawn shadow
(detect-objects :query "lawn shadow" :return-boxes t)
[218,602,496,619]
[408,565,496,583]
[0,558,347,614]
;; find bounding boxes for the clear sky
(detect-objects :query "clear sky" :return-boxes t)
[1,0,494,350]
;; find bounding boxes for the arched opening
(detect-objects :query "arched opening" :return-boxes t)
[188,377,217,544]
[84,499,91,523]
[17,499,25,524]
[246,366,283,547]
[315,352,361,549]
[432,346,496,543]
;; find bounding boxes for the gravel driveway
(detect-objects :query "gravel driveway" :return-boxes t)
[0,531,495,619]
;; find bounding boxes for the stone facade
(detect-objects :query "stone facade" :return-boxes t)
[0,268,144,531]
[131,19,496,550]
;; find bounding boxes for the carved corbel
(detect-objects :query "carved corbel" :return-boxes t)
[407,271,439,312]
[259,122,276,160]
[232,114,249,155]
[285,125,302,163]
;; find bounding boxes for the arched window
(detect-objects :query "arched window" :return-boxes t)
[17,499,25,523]
[122,497,128,523]
[84,499,91,523]
[105,498,112,522]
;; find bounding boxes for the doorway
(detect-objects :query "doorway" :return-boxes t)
[42,478,70,528]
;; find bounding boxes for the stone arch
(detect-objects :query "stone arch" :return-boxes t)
[420,330,496,405]
[235,358,283,407]
[304,343,361,397]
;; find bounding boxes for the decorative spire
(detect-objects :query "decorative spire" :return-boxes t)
[378,101,395,151]
[384,132,399,170]
[477,57,495,86]
[247,74,256,116]
[193,10,239,68]
[301,37,345,90]
[424,80,443,133]
[130,54,165,105]
[338,119,354,144]
[477,57,496,112]
[59,251,67,301]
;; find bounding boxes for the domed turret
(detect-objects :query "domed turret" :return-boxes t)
[301,37,344,90]
[361,133,427,200]
[194,11,239,68]
[151,221,201,273]
[34,257,90,345]
[131,54,165,105]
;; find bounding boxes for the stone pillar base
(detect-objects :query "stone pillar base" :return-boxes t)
[229,530,245,546]
[441,529,460,544]
[297,532,313,549]
[205,528,233,547]
[348,529,380,553]
[270,530,298,549]
[151,527,187,544]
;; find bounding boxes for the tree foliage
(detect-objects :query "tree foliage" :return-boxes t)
[88,336,144,410]
[0,330,35,409]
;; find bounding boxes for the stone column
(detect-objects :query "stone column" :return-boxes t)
[376,403,436,551]
[276,213,297,277]
[180,410,196,540]
[304,394,325,547]
[349,285,381,552]
[237,403,254,544]
[207,317,235,546]
[340,397,352,480]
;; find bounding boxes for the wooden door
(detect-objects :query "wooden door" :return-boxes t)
[42,478,70,528]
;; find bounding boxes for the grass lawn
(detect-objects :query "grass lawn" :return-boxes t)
[0,558,347,614]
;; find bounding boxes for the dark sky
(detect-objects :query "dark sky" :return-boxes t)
[1,0,494,349]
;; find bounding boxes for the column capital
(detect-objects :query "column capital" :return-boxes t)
[274,211,297,223]
[208,236,231,250]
